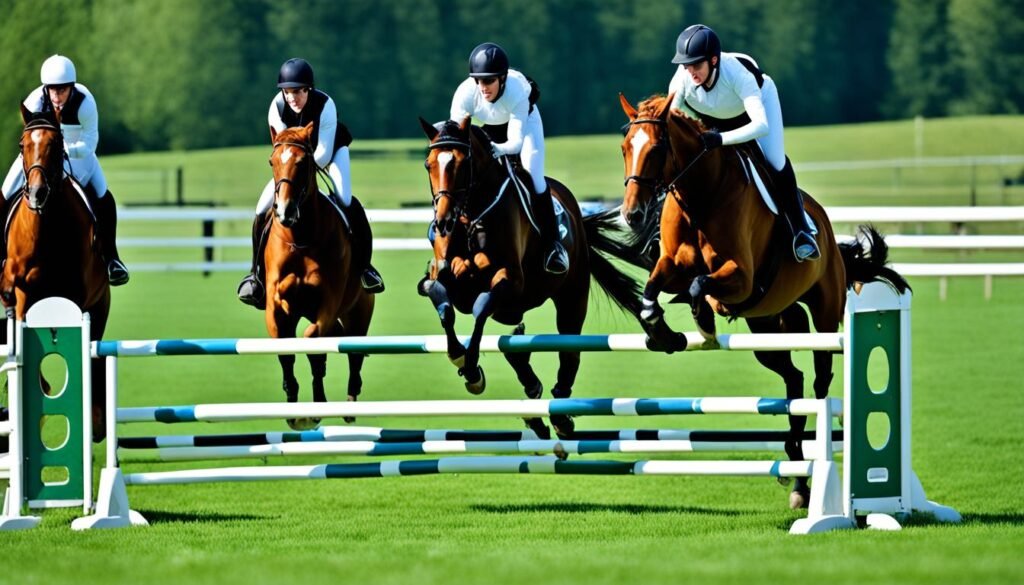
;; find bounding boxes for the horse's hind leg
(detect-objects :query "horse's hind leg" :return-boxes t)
[747,304,812,509]
[503,323,550,440]
[548,285,587,438]
[341,294,374,423]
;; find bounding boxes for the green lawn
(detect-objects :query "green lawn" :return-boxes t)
[2,121,1024,584]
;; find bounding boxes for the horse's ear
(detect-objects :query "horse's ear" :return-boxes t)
[657,93,676,119]
[619,93,638,121]
[419,116,439,140]
[20,104,31,125]
[458,115,471,132]
[269,126,278,142]
[302,121,315,139]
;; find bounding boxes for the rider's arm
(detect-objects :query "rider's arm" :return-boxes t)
[65,92,98,159]
[667,67,701,121]
[491,97,529,156]
[719,69,769,146]
[449,78,476,122]
[313,98,338,168]
[267,95,287,133]
[22,87,44,113]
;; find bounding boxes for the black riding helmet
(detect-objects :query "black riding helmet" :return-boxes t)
[468,43,509,78]
[278,58,315,89]
[672,24,721,66]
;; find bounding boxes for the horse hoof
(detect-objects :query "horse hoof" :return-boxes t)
[552,442,569,461]
[789,488,810,510]
[524,380,543,400]
[344,396,357,424]
[523,417,551,440]
[670,332,689,353]
[287,417,321,431]
[551,415,575,438]
[464,366,486,395]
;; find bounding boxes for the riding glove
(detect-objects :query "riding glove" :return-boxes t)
[700,130,723,151]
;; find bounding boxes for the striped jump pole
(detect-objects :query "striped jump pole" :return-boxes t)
[117,396,844,424]
[118,434,845,463]
[94,332,843,358]
[117,426,838,448]
[122,455,816,486]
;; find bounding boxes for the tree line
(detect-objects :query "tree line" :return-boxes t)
[1,0,1021,165]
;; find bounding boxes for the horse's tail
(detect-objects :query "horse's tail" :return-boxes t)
[582,208,648,318]
[838,224,912,294]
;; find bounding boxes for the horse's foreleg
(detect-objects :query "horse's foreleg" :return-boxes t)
[462,273,513,395]
[687,260,752,342]
[640,255,689,354]
[423,277,466,367]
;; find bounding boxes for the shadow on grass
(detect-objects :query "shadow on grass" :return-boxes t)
[137,509,272,525]
[471,502,742,516]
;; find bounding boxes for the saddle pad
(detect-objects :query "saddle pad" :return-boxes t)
[740,154,817,235]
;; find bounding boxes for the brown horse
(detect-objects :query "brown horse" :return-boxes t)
[417,117,645,439]
[264,123,375,430]
[618,94,909,507]
[1,106,110,441]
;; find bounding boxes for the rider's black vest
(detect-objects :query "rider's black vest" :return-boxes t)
[38,87,87,125]
[685,56,765,133]
[277,89,352,152]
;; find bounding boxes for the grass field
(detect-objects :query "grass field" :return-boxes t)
[2,118,1024,584]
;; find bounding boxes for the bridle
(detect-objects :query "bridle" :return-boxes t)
[19,119,67,213]
[426,135,475,236]
[621,115,710,210]
[271,140,316,210]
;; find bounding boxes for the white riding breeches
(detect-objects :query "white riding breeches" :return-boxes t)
[256,146,353,213]
[756,77,786,172]
[2,153,108,200]
[521,108,547,194]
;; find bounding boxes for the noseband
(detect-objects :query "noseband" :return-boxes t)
[19,120,65,212]
[271,140,316,209]
[426,137,475,234]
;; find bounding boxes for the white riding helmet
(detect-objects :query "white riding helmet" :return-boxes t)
[40,54,76,86]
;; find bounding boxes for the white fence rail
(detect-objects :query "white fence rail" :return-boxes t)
[117,206,1024,299]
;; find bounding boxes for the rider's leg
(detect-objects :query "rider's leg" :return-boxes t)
[521,111,568,274]
[87,164,130,285]
[756,78,819,263]
[237,179,274,307]
[328,148,384,293]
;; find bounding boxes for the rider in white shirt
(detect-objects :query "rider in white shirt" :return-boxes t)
[237,58,384,307]
[1,54,129,284]
[450,42,569,274]
[668,25,820,262]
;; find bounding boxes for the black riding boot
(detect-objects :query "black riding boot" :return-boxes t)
[533,185,568,274]
[237,212,270,307]
[775,158,820,262]
[94,192,130,285]
[344,195,384,293]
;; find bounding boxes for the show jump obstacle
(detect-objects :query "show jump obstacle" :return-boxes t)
[0,283,960,534]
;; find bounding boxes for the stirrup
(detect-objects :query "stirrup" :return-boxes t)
[107,259,130,286]
[793,232,820,262]
[544,244,569,275]
[360,268,385,293]
[237,274,266,307]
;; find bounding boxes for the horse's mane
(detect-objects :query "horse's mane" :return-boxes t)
[636,94,706,133]
[275,126,312,145]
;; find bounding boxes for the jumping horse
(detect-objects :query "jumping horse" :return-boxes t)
[264,122,375,430]
[418,116,646,439]
[1,106,111,441]
[618,94,910,507]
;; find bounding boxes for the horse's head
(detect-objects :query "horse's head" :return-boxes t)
[419,116,480,238]
[18,105,64,213]
[268,123,317,228]
[618,94,677,229]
